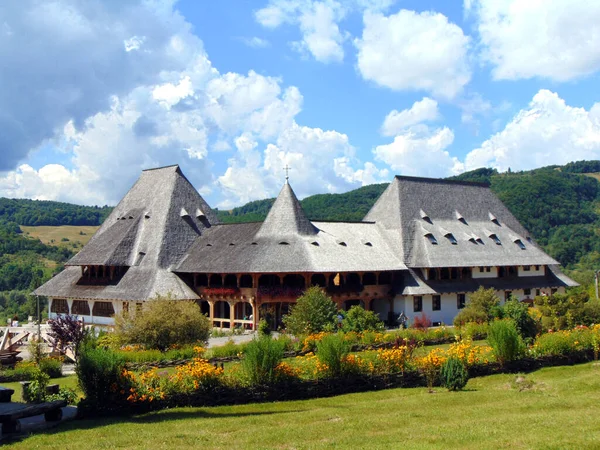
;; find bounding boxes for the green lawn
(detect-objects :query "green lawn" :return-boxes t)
[9,362,600,449]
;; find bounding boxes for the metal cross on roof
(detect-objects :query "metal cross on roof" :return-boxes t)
[284,164,291,183]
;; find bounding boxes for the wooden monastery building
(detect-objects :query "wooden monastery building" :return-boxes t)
[36,165,577,329]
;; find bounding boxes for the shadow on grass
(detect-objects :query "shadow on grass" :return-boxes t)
[3,407,302,445]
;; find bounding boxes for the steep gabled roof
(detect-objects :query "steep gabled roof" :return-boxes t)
[255,182,318,239]
[364,175,558,268]
[36,165,217,301]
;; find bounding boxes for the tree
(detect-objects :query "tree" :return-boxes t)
[115,296,211,350]
[502,299,539,340]
[283,287,338,336]
[48,314,88,362]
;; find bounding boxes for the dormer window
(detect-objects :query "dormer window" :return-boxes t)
[455,211,467,225]
[180,207,190,218]
[420,209,432,224]
[468,237,477,244]
[251,242,258,246]
[445,233,458,245]
[489,212,500,226]
[490,234,501,245]
[526,237,533,244]
[425,233,438,245]
[196,208,206,220]
[311,241,319,246]
[206,243,212,247]
[364,242,373,247]
[229,243,235,246]
[514,239,526,250]
[476,238,485,245]
[337,241,347,247]
[279,241,289,245]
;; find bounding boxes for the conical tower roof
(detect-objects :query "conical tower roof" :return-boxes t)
[256,182,318,238]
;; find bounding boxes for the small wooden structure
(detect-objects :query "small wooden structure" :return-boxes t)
[0,400,67,434]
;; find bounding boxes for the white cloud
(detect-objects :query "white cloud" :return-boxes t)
[465,90,600,172]
[240,36,271,48]
[152,76,194,108]
[255,0,397,63]
[217,123,388,207]
[467,0,600,81]
[374,127,464,177]
[381,97,439,137]
[355,10,471,99]
[292,2,346,63]
[0,0,204,171]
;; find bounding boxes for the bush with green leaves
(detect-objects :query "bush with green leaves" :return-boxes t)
[258,319,271,337]
[502,299,539,340]
[76,345,127,408]
[23,368,50,404]
[38,357,63,378]
[115,296,211,350]
[242,336,286,385]
[534,291,588,331]
[441,357,469,391]
[487,319,525,364]
[283,287,338,336]
[454,287,501,327]
[342,306,384,333]
[315,333,351,378]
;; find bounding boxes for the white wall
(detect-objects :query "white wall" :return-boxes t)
[518,265,545,277]
[473,266,498,279]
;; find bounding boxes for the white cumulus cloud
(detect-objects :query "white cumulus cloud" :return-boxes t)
[465,90,600,172]
[355,10,471,99]
[467,0,600,81]
[381,97,439,137]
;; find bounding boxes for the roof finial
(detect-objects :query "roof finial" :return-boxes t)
[283,164,291,184]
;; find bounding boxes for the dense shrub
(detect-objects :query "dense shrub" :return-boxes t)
[283,287,338,336]
[258,319,271,337]
[116,346,198,364]
[534,292,589,331]
[38,357,63,378]
[458,322,489,340]
[342,306,384,332]
[454,287,501,327]
[502,300,540,340]
[77,345,127,408]
[531,327,595,357]
[315,333,351,378]
[487,320,524,364]
[115,297,211,351]
[23,369,50,404]
[441,357,469,391]
[242,336,286,385]
[411,313,432,330]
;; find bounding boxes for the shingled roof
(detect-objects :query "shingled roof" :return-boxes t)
[365,176,558,268]
[35,165,217,301]
[255,182,318,238]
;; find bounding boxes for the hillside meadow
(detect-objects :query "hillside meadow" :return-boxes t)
[6,362,600,449]
[20,225,98,248]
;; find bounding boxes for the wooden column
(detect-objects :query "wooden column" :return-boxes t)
[208,300,215,327]
[228,301,235,329]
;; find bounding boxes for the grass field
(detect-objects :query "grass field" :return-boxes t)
[20,225,99,248]
[8,362,600,449]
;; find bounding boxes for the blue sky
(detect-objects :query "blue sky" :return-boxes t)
[1,0,600,208]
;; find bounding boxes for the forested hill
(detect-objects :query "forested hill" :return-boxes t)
[0,198,112,227]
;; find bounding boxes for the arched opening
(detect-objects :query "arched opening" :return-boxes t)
[234,302,253,320]
[92,301,115,317]
[428,269,437,280]
[371,298,390,323]
[363,272,377,286]
[329,273,343,287]
[440,268,450,280]
[209,274,223,287]
[344,299,365,310]
[239,274,253,288]
[346,272,361,287]
[311,273,327,287]
[213,301,231,327]
[261,302,292,330]
[258,274,280,287]
[450,268,459,279]
[71,300,90,316]
[283,274,305,289]
[224,274,237,287]
[461,267,472,279]
[50,299,69,315]
[378,272,392,284]
[196,274,208,287]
